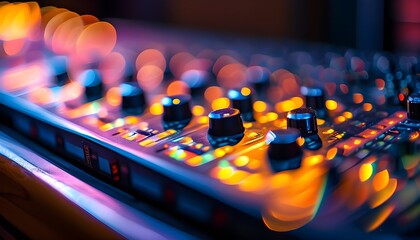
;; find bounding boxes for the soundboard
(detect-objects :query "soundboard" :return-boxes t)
[0,3,419,239]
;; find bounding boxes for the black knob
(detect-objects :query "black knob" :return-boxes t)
[81,69,103,102]
[407,92,420,121]
[161,94,192,123]
[208,108,244,137]
[228,88,254,121]
[287,107,318,136]
[120,82,146,115]
[301,86,325,110]
[56,71,69,86]
[267,128,302,171]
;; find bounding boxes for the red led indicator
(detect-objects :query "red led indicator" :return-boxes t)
[398,93,405,102]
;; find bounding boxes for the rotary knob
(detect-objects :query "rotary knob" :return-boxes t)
[266,128,302,171]
[208,108,244,137]
[287,107,318,136]
[301,86,325,110]
[161,94,192,128]
[81,69,103,102]
[267,129,302,160]
[120,82,146,115]
[228,88,255,122]
[407,92,420,121]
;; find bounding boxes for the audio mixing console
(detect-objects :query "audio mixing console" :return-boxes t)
[0,3,419,239]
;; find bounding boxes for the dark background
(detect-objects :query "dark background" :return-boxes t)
[30,0,420,53]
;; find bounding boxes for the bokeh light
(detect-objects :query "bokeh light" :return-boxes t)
[137,65,164,91]
[136,49,166,72]
[76,22,117,63]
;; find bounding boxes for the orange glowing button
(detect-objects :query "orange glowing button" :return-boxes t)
[124,116,138,125]
[343,144,351,150]
[266,112,278,121]
[211,97,230,110]
[185,156,203,167]
[316,119,326,125]
[221,170,249,185]
[363,103,373,111]
[343,111,353,119]
[326,147,337,160]
[353,93,364,104]
[219,167,235,180]
[150,103,164,115]
[253,101,267,113]
[234,156,249,167]
[325,100,338,110]
[247,160,261,170]
[240,87,251,96]
[214,148,226,158]
[192,105,205,116]
[238,173,265,192]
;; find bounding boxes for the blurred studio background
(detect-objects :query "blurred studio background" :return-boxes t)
[28,0,420,54]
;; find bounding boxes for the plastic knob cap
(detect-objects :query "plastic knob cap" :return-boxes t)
[301,86,325,110]
[267,128,302,161]
[81,69,103,102]
[208,108,244,137]
[287,108,318,136]
[161,94,192,122]
[120,82,146,114]
[228,88,254,121]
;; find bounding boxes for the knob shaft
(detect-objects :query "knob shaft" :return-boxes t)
[407,92,420,121]
[287,108,318,136]
[120,82,146,114]
[208,108,244,137]
[161,94,192,123]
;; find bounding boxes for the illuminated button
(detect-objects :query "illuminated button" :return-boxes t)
[122,132,137,141]
[336,137,368,156]
[407,92,420,121]
[208,108,244,137]
[139,129,176,147]
[161,94,192,129]
[169,149,187,161]
[81,69,103,102]
[139,139,154,147]
[228,88,255,122]
[156,129,177,139]
[287,107,318,136]
[357,128,379,139]
[185,152,215,167]
[214,148,226,158]
[100,123,114,131]
[120,82,146,115]
[234,156,250,167]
